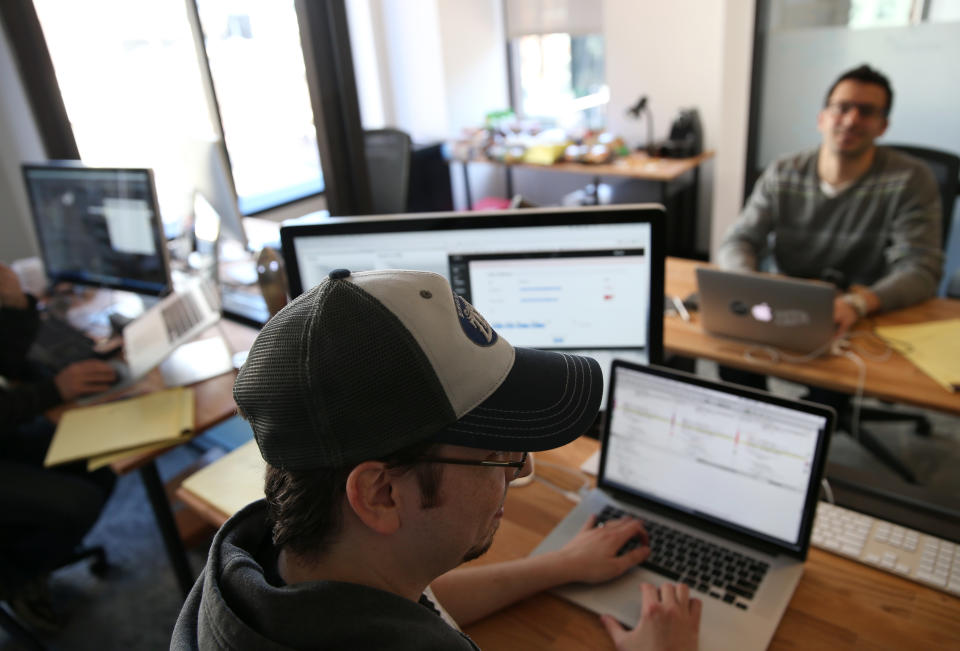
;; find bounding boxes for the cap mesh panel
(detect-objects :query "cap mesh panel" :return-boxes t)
[234,279,455,470]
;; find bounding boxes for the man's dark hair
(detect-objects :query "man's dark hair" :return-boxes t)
[824,64,894,116]
[265,439,444,559]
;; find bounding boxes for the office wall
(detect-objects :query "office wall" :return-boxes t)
[0,21,43,262]
[355,0,509,210]
[603,0,725,254]
[756,19,960,293]
[710,0,756,258]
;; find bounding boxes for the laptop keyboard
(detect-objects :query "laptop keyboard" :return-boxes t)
[161,292,204,342]
[27,314,99,371]
[596,505,769,610]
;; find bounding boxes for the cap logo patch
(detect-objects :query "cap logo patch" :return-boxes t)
[453,293,498,347]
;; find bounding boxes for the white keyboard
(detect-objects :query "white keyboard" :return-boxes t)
[812,501,960,596]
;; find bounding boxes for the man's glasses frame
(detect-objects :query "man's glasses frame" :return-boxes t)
[826,101,886,119]
[417,451,529,479]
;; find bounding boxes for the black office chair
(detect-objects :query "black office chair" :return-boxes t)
[0,545,108,650]
[947,267,960,299]
[840,145,960,479]
[364,128,412,214]
[888,144,959,245]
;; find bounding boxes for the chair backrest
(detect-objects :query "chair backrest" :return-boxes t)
[947,268,960,299]
[364,128,412,214]
[887,144,960,251]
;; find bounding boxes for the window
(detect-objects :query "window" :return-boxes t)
[32,0,216,234]
[194,1,324,214]
[512,32,607,129]
[30,0,324,224]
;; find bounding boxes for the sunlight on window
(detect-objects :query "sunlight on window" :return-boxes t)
[515,33,606,129]
[195,0,324,214]
[849,0,915,28]
[33,0,217,232]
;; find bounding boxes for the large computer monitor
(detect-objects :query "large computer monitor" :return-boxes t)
[281,205,665,398]
[22,163,172,296]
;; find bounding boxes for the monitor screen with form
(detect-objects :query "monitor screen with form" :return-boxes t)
[281,205,665,391]
[22,164,171,296]
[602,363,830,549]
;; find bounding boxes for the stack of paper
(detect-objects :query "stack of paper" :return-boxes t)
[875,319,960,393]
[44,387,195,471]
[181,439,265,517]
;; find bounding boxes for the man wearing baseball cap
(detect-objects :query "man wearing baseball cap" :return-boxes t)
[172,269,700,650]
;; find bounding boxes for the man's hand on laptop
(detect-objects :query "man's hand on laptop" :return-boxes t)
[601,582,701,651]
[54,360,118,401]
[555,514,651,584]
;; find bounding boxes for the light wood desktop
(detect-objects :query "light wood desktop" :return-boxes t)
[175,436,960,650]
[663,257,960,417]
[457,151,715,183]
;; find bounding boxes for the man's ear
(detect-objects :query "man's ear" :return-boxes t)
[344,461,402,535]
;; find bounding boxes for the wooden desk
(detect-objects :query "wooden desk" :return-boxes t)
[452,152,715,257]
[175,437,960,650]
[663,257,960,417]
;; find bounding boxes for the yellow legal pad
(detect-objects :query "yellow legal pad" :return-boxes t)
[181,439,265,518]
[875,319,960,393]
[44,387,195,468]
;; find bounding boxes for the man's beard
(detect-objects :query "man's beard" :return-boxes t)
[831,128,872,158]
[461,518,501,563]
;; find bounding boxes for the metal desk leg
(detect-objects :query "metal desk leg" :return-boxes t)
[461,161,473,210]
[140,460,194,597]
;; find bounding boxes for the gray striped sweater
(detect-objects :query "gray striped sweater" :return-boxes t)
[717,147,943,310]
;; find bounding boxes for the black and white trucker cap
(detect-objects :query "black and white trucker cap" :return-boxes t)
[233,269,602,470]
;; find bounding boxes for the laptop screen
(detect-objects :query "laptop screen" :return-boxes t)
[601,362,832,552]
[22,164,171,296]
[282,205,664,360]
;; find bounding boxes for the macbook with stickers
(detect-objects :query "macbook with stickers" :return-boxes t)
[696,268,836,354]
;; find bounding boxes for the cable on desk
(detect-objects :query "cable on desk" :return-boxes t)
[820,478,835,505]
[742,336,835,366]
[740,331,887,443]
[839,347,867,442]
[533,459,592,504]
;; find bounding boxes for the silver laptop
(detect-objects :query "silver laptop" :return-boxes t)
[696,268,835,354]
[530,361,834,651]
[121,278,222,379]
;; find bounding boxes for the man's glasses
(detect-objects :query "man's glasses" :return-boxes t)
[417,451,529,479]
[826,101,885,119]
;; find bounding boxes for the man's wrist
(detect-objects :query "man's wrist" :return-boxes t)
[841,293,869,319]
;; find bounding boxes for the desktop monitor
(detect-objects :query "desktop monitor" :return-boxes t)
[280,205,665,397]
[22,163,172,296]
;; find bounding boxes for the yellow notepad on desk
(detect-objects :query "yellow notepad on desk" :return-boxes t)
[875,319,960,393]
[44,387,195,468]
[181,439,265,518]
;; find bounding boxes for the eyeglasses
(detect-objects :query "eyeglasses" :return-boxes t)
[826,101,885,119]
[417,451,529,479]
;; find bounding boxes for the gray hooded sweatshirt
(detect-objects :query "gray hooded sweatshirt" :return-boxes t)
[171,500,479,650]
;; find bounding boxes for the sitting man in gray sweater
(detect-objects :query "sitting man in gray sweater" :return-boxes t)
[717,64,943,335]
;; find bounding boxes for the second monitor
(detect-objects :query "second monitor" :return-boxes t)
[280,204,665,398]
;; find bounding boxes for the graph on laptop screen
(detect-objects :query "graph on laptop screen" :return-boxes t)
[281,205,665,373]
[22,163,171,296]
[604,365,829,547]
